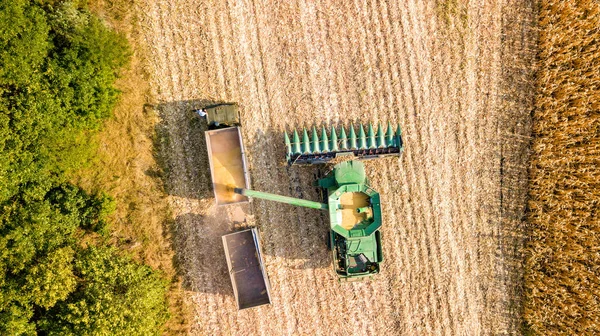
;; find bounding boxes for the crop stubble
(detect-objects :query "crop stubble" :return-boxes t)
[137,0,536,334]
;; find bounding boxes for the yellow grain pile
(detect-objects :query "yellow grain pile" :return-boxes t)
[212,149,244,203]
[209,130,246,204]
[339,192,370,230]
[526,1,600,334]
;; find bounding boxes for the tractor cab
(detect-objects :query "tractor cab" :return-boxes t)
[204,103,240,129]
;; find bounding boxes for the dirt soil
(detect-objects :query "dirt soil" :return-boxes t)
[136,0,537,334]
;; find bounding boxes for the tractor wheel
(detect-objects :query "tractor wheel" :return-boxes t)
[319,188,327,203]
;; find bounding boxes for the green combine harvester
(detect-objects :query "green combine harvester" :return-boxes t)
[235,160,386,281]
[233,123,403,281]
[235,161,385,280]
[202,105,403,283]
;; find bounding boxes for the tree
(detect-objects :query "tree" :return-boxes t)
[0,184,111,334]
[38,247,170,336]
[0,0,129,204]
[0,1,169,334]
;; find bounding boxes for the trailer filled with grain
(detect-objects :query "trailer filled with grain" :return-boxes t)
[203,104,250,205]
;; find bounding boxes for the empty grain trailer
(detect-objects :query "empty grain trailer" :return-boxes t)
[222,228,272,309]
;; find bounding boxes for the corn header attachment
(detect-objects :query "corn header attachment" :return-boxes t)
[284,122,403,165]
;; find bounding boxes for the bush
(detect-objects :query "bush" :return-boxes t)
[38,246,170,335]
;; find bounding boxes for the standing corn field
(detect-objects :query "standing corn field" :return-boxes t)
[525,1,600,334]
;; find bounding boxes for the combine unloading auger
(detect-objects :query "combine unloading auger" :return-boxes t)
[284,122,404,165]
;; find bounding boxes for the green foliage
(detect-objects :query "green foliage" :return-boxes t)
[0,0,130,203]
[0,302,35,336]
[39,247,170,335]
[1,185,169,335]
[45,1,130,129]
[25,247,77,309]
[0,0,169,334]
[46,184,115,235]
[0,183,113,333]
[0,0,50,88]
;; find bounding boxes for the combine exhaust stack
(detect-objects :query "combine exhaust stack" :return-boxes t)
[284,122,403,165]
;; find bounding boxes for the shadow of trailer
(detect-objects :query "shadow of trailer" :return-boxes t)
[222,228,272,310]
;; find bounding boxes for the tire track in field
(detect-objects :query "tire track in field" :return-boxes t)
[428,29,468,329]
[430,2,489,333]
[369,0,413,332]
[461,1,505,333]
[248,0,324,333]
[374,0,430,331]
[274,14,318,336]
[253,2,314,333]
[396,1,452,333]
[232,0,294,333]
[353,0,379,120]
[363,1,409,332]
[388,0,454,333]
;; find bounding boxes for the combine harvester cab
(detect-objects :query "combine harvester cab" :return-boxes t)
[203,104,250,205]
[234,160,385,282]
[284,122,403,165]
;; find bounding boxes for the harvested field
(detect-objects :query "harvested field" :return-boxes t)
[137,0,537,334]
